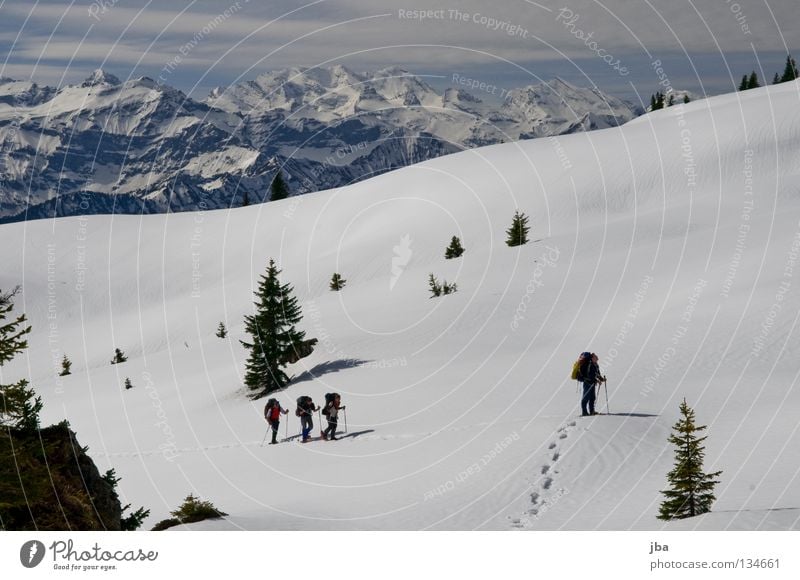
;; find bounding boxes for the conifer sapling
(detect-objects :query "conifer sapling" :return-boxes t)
[657,399,722,520]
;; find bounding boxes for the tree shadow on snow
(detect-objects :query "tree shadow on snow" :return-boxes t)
[606,412,659,418]
[291,359,372,385]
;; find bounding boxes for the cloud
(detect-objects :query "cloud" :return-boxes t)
[1,0,797,95]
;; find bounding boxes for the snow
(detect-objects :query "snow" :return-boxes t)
[1,80,799,530]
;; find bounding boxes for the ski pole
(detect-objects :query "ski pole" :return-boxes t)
[261,425,269,447]
[604,376,610,414]
[344,408,348,433]
[284,416,288,440]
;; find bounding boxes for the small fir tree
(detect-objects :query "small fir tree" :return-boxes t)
[683,94,691,104]
[270,170,290,201]
[240,259,306,398]
[779,54,798,83]
[110,348,128,365]
[216,322,228,339]
[428,274,442,298]
[329,273,346,291]
[0,287,41,431]
[657,399,723,521]
[60,354,72,376]
[738,74,749,91]
[442,281,458,295]
[444,236,465,259]
[124,377,133,390]
[242,192,250,207]
[506,210,530,247]
[773,72,781,85]
[747,71,760,89]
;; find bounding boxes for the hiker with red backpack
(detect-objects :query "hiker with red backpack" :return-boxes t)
[576,352,605,416]
[264,398,289,445]
[296,396,319,443]
[322,393,346,441]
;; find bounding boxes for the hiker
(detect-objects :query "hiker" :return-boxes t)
[296,396,319,443]
[264,398,289,445]
[322,393,346,441]
[578,352,605,416]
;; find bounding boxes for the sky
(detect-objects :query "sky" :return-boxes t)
[1,0,797,102]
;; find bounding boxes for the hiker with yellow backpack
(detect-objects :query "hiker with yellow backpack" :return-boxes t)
[572,352,606,416]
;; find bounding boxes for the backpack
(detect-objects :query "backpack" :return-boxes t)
[322,392,339,416]
[571,352,592,381]
[265,398,278,420]
[296,396,311,416]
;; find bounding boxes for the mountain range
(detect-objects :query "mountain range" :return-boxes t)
[0,66,642,222]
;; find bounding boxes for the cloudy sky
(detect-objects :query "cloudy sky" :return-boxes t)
[1,0,797,102]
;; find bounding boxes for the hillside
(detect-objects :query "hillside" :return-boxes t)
[0,80,798,530]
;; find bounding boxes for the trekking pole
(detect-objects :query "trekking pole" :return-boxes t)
[344,408,348,433]
[604,376,610,414]
[261,425,269,447]
[284,417,288,441]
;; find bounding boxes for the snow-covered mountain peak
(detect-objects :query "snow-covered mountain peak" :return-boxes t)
[81,68,121,88]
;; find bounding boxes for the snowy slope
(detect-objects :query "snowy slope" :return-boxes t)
[1,80,799,530]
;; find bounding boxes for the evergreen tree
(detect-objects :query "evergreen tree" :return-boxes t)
[240,259,306,398]
[747,71,760,89]
[773,72,781,84]
[124,377,133,390]
[442,281,458,295]
[655,92,665,109]
[667,93,675,106]
[216,322,228,339]
[444,236,465,259]
[683,94,691,104]
[110,348,128,365]
[657,399,722,521]
[270,171,290,201]
[506,210,530,247]
[738,74,749,91]
[779,54,798,83]
[329,273,346,291]
[60,354,72,376]
[103,468,150,530]
[428,274,442,298]
[0,287,42,431]
[242,192,250,207]
[650,94,657,110]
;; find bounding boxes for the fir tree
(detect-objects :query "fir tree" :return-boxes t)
[779,54,798,83]
[242,192,250,207]
[240,259,306,398]
[747,71,760,89]
[216,322,228,339]
[506,210,530,247]
[60,354,72,376]
[442,281,458,295]
[329,273,346,291]
[428,274,442,298]
[773,72,781,84]
[110,348,128,365]
[270,171,290,201]
[650,93,657,110]
[655,92,665,109]
[103,468,150,530]
[683,94,691,104]
[444,236,465,259]
[124,377,133,390]
[667,93,675,107]
[738,74,749,91]
[0,287,42,431]
[657,399,723,521]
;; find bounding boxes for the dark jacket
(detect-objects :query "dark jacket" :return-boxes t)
[578,360,603,384]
